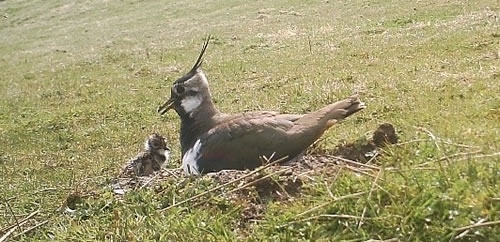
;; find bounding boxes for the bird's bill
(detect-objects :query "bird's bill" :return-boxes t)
[158,98,174,115]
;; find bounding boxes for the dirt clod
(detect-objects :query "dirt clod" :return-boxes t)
[332,123,398,163]
[373,123,398,147]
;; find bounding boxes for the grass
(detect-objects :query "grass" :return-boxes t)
[1,0,500,240]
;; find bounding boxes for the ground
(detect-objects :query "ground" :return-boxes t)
[1,0,500,241]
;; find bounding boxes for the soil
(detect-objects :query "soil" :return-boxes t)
[331,122,398,163]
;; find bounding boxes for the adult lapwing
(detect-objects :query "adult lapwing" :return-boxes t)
[158,36,365,175]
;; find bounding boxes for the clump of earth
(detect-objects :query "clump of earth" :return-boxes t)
[331,122,398,163]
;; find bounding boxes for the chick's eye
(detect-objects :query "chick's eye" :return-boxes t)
[151,141,161,148]
[175,85,185,94]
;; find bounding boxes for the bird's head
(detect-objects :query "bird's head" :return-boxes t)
[158,36,214,117]
[144,133,169,155]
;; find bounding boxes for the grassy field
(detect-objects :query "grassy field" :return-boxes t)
[1,0,500,241]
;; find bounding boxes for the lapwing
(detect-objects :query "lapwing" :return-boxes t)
[121,133,170,177]
[158,37,366,175]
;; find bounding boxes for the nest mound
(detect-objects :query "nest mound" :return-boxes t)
[107,123,398,225]
[112,123,398,196]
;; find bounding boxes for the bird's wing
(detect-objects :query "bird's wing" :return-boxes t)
[190,96,364,174]
[194,113,303,172]
[122,152,148,177]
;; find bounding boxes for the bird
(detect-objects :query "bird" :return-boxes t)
[157,36,366,175]
[121,133,170,177]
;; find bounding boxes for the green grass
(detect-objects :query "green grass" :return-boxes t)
[1,0,500,241]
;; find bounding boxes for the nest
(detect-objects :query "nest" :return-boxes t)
[107,123,399,227]
[112,123,398,195]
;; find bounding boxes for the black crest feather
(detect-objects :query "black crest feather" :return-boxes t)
[189,35,211,73]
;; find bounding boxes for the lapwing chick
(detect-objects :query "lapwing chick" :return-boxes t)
[121,133,170,177]
[158,36,366,175]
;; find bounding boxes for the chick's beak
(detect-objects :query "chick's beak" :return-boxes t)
[158,98,174,115]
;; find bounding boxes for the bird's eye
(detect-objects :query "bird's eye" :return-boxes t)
[151,141,161,148]
[176,85,185,94]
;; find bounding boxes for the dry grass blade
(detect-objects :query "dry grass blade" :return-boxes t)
[394,139,429,146]
[190,165,294,208]
[414,150,484,168]
[139,172,162,189]
[387,167,438,172]
[415,126,450,183]
[227,166,293,194]
[328,165,344,188]
[282,214,369,228]
[319,214,367,220]
[343,165,380,179]
[11,220,49,240]
[3,200,21,233]
[416,126,446,156]
[439,140,481,149]
[364,238,400,242]
[277,192,367,229]
[0,220,28,242]
[293,191,367,218]
[0,210,39,235]
[358,168,383,229]
[420,151,500,167]
[294,169,316,181]
[453,218,487,240]
[395,138,481,150]
[5,188,58,202]
[160,155,288,212]
[434,150,483,162]
[328,155,381,170]
[454,219,500,232]
[455,152,500,161]
[161,167,183,179]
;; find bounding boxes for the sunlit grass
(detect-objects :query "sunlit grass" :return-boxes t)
[1,0,499,240]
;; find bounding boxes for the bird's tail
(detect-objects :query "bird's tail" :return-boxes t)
[324,95,366,127]
[292,95,366,130]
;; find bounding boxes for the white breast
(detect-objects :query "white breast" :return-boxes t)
[158,149,170,167]
[182,139,202,175]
